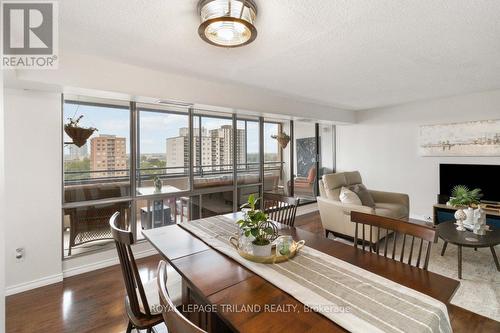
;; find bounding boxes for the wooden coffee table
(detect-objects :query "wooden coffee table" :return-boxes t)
[438,221,500,279]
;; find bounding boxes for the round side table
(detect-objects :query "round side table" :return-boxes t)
[437,221,500,279]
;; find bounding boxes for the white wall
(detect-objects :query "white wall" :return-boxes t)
[4,89,63,292]
[320,125,335,174]
[336,89,500,220]
[1,71,6,333]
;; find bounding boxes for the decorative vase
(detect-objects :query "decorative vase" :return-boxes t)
[238,229,254,253]
[464,207,475,227]
[252,242,272,257]
[454,209,466,231]
[473,207,487,235]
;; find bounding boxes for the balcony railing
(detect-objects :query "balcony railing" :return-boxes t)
[64,161,284,185]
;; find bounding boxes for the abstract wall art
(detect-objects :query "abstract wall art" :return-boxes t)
[419,119,500,156]
[296,137,317,176]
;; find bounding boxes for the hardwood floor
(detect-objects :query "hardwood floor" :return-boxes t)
[6,254,164,333]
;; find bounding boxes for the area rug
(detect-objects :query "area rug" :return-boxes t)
[328,234,500,321]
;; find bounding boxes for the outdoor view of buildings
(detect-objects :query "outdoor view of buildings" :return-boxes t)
[90,135,128,178]
[68,143,88,161]
[64,125,253,181]
[166,126,246,174]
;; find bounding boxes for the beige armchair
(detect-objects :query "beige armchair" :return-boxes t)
[317,171,409,243]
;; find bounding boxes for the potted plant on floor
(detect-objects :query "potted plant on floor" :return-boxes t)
[237,194,278,257]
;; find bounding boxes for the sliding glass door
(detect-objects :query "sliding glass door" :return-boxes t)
[62,97,132,256]
[292,122,318,203]
[135,104,191,239]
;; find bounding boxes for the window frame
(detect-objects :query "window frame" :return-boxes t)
[62,95,335,259]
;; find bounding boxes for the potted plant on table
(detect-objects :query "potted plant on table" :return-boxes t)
[448,185,483,229]
[236,194,278,257]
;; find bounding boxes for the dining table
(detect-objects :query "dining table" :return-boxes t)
[142,212,500,333]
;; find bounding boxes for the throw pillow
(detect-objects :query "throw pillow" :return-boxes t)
[339,187,362,205]
[348,184,376,208]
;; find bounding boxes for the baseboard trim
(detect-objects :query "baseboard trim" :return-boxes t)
[63,248,158,278]
[5,273,63,296]
[5,249,159,295]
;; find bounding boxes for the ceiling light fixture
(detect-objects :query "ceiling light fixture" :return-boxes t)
[198,0,257,48]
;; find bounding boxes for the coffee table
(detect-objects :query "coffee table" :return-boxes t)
[438,221,500,279]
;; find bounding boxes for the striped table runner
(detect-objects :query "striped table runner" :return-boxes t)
[180,215,452,333]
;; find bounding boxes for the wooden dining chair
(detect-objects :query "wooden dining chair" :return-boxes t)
[157,260,207,333]
[109,212,164,333]
[263,192,300,227]
[350,211,437,270]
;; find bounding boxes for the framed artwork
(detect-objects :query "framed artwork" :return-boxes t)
[419,119,500,156]
[296,137,317,176]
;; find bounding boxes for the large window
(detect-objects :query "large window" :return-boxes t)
[263,121,287,195]
[63,98,131,256]
[62,96,335,258]
[137,105,190,193]
[63,99,131,202]
[135,105,191,239]
[193,113,234,188]
[293,122,317,203]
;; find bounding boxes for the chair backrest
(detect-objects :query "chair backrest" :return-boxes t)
[157,261,206,333]
[109,212,151,318]
[263,193,300,227]
[322,171,363,200]
[350,211,437,270]
[306,166,317,183]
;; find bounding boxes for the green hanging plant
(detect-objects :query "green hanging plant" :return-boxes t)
[448,185,483,207]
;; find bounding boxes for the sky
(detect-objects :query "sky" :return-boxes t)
[64,103,278,155]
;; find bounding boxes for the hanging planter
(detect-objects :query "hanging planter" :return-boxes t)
[271,132,291,149]
[64,115,97,147]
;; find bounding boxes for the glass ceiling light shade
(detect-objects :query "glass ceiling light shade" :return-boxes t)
[198,0,257,47]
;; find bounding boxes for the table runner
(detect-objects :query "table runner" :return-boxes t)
[180,215,452,333]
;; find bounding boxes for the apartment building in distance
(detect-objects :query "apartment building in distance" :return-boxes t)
[90,135,127,178]
[67,143,89,161]
[166,126,246,173]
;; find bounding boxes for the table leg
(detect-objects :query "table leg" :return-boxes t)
[491,246,500,271]
[441,241,448,256]
[458,245,462,279]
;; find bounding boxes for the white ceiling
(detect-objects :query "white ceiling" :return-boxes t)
[60,0,500,110]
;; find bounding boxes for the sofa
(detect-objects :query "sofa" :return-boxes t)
[317,171,409,242]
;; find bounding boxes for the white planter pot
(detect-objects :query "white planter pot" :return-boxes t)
[252,242,272,257]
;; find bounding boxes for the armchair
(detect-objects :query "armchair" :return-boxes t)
[317,171,409,243]
[288,166,316,197]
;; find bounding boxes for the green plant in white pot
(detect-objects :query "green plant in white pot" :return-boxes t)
[236,194,277,257]
[448,185,482,207]
[449,185,483,227]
